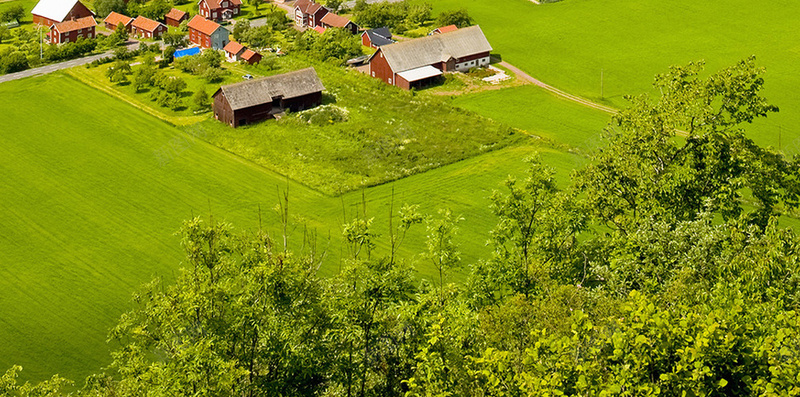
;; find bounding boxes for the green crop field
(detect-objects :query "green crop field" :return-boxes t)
[426,0,800,153]
[0,73,583,384]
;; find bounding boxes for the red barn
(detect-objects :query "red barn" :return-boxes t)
[103,11,132,31]
[319,12,358,34]
[368,25,492,90]
[131,15,167,39]
[31,0,94,27]
[49,16,96,44]
[187,15,229,49]
[294,0,327,28]
[164,8,189,27]
[213,67,324,127]
[198,0,240,22]
[361,27,393,48]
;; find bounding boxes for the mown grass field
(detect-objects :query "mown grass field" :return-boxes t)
[451,85,611,153]
[426,0,800,153]
[0,72,582,384]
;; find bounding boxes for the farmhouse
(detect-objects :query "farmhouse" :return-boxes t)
[368,25,492,90]
[131,16,167,39]
[294,0,328,28]
[188,15,230,49]
[198,0,241,22]
[212,67,324,127]
[361,27,393,48]
[49,16,96,44]
[31,0,94,27]
[103,11,132,31]
[430,24,457,35]
[164,8,189,27]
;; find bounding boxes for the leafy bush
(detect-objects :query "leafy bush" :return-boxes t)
[297,105,349,125]
[436,9,472,28]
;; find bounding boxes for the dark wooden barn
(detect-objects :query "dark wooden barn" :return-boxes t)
[212,68,325,128]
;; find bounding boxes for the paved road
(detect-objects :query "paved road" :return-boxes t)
[0,40,141,84]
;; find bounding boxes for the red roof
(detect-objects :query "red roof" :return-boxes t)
[131,15,163,32]
[313,26,326,34]
[103,11,132,27]
[53,16,96,32]
[164,8,188,20]
[435,24,458,34]
[320,12,351,28]
[241,48,260,61]
[201,0,241,10]
[223,40,244,54]
[187,15,222,36]
[296,0,325,14]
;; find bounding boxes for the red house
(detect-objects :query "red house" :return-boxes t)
[368,25,492,90]
[319,12,358,34]
[294,0,327,28]
[198,0,240,22]
[164,8,189,27]
[49,16,96,44]
[102,11,132,31]
[31,0,94,27]
[131,15,167,39]
[213,67,324,127]
[187,15,230,49]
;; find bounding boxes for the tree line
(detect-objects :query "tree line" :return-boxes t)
[3,57,800,396]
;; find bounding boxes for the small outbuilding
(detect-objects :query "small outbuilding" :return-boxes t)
[103,11,132,31]
[223,40,245,61]
[240,49,262,64]
[212,67,324,127]
[430,24,457,35]
[131,15,167,39]
[361,27,393,48]
[319,12,358,34]
[164,8,189,27]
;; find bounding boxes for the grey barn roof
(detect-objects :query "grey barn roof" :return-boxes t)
[376,25,492,73]
[216,68,325,111]
[365,28,393,47]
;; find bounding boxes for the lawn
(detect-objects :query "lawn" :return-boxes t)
[0,72,572,385]
[452,84,612,153]
[424,0,800,154]
[71,52,523,195]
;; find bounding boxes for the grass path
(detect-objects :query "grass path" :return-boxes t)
[498,61,616,114]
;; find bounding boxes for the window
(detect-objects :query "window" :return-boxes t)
[371,71,375,77]
[388,78,392,84]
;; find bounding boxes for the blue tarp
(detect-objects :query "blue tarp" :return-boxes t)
[174,47,201,58]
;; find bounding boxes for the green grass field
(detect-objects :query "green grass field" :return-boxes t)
[0,72,580,384]
[425,0,800,153]
[451,85,611,153]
